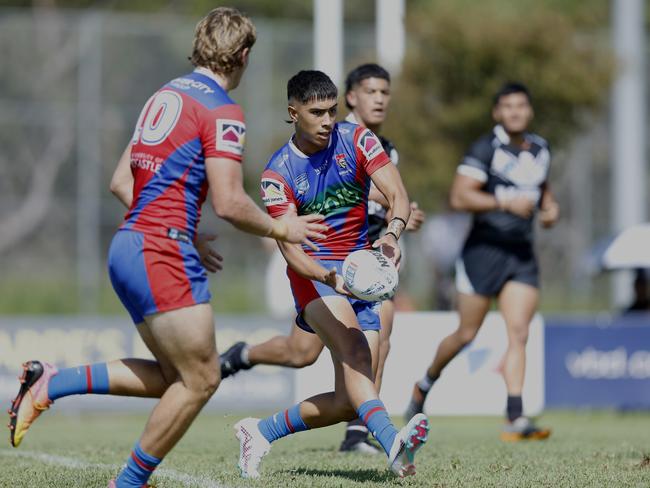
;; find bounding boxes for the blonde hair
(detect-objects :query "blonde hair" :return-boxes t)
[190,7,257,74]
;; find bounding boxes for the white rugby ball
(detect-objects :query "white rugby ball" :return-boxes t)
[342,249,398,302]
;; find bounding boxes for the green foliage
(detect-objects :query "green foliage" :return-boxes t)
[2,0,375,21]
[388,0,613,209]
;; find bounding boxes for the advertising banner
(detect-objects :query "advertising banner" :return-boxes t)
[295,312,545,416]
[0,316,295,412]
[545,315,650,409]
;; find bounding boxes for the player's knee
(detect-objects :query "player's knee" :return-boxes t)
[188,362,221,401]
[508,325,529,346]
[457,328,478,346]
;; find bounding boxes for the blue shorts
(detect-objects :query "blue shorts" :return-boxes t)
[287,259,381,334]
[108,229,211,324]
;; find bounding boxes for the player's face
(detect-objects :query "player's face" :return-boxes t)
[290,98,338,150]
[493,93,533,134]
[346,77,391,127]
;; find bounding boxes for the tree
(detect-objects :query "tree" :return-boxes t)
[386,0,613,208]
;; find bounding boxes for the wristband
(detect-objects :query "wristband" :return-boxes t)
[390,216,408,227]
[385,231,399,241]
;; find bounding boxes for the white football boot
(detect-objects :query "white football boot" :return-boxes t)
[234,417,271,479]
[388,413,430,477]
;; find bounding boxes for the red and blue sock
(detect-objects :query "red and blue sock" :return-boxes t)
[258,404,309,443]
[357,399,397,455]
[115,442,161,488]
[48,363,109,401]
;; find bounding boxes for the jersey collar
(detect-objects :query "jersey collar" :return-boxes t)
[288,133,333,159]
[493,124,531,146]
[193,67,227,90]
[345,112,359,124]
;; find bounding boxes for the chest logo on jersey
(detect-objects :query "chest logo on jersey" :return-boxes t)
[295,173,310,195]
[335,154,348,169]
[357,130,383,161]
[217,119,246,156]
[261,178,288,206]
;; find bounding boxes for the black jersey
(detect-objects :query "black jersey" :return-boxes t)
[345,114,399,242]
[458,125,550,245]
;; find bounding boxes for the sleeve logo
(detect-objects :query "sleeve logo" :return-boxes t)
[357,130,383,161]
[261,178,288,206]
[217,119,246,155]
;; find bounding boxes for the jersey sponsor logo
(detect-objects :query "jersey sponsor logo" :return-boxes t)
[335,154,348,169]
[261,178,288,206]
[357,130,383,161]
[130,152,162,173]
[217,119,245,155]
[302,185,364,215]
[169,77,215,95]
[295,173,310,195]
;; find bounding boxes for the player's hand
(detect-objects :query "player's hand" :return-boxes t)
[195,233,223,273]
[372,233,402,270]
[324,267,351,296]
[539,201,560,228]
[502,196,536,219]
[406,202,425,232]
[279,204,328,252]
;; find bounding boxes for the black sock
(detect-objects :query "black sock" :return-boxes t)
[506,395,523,422]
[344,417,368,442]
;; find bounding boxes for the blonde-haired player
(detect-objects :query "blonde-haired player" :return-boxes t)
[8,8,325,488]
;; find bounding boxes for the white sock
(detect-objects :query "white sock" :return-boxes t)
[416,373,438,392]
[240,345,251,366]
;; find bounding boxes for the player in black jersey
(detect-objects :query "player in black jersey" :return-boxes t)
[220,64,424,454]
[405,82,559,441]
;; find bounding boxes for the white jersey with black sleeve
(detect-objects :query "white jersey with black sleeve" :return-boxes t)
[458,125,550,245]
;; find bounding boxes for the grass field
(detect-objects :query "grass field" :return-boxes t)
[1,411,649,487]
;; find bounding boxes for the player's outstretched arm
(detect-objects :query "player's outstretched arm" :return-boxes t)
[109,144,135,208]
[206,157,327,245]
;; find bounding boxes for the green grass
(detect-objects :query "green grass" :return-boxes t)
[1,411,649,487]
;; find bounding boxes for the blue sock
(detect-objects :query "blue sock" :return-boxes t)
[48,363,110,401]
[257,403,309,443]
[357,399,397,455]
[116,442,161,488]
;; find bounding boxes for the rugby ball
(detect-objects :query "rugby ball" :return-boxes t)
[342,250,398,302]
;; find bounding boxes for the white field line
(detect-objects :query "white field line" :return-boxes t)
[0,449,226,488]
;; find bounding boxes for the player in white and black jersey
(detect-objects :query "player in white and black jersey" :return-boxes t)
[405,82,559,441]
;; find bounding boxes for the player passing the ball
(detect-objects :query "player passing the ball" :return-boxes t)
[233,70,429,479]
[7,8,326,488]
[220,63,425,455]
[405,82,559,441]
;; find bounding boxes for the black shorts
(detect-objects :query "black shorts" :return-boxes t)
[455,239,538,297]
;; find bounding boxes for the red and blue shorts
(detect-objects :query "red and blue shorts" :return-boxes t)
[287,259,381,334]
[108,229,211,324]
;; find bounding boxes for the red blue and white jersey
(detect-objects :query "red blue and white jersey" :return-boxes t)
[261,121,390,260]
[121,67,246,241]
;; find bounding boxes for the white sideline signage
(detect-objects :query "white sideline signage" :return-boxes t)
[294,311,545,416]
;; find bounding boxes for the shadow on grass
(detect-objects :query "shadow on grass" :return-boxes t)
[282,467,395,483]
